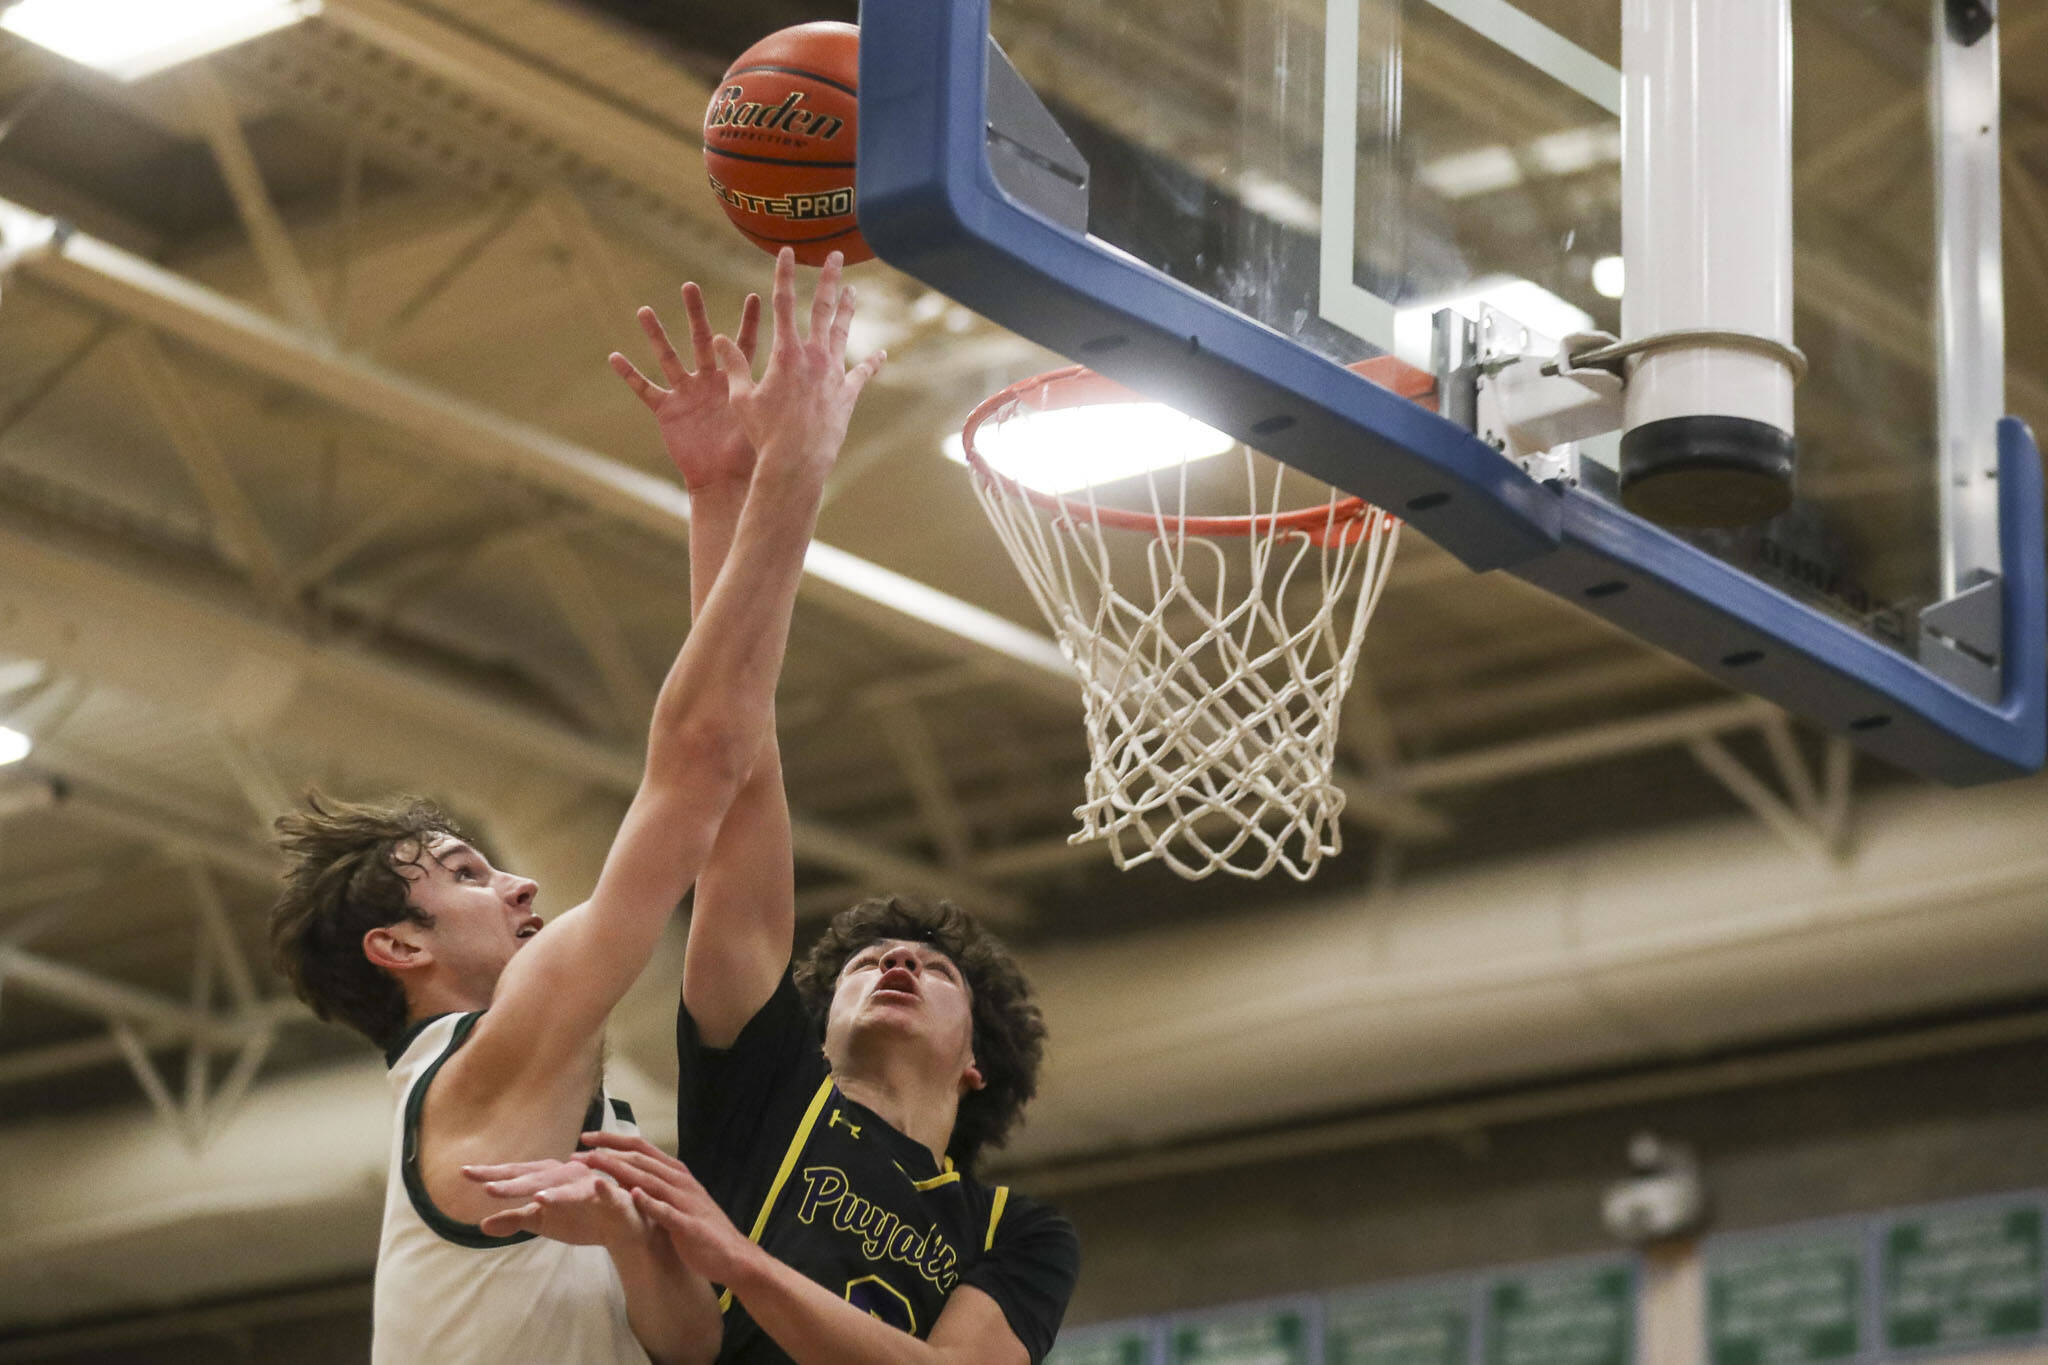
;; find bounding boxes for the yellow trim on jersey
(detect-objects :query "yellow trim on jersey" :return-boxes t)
[720,1076,837,1314]
[912,1170,962,1191]
[984,1185,1010,1251]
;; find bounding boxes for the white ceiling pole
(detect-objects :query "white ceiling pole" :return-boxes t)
[4,203,1085,701]
[180,62,330,338]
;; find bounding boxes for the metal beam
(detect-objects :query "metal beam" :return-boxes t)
[0,866,105,917]
[0,945,267,1049]
[183,861,258,1009]
[47,764,281,886]
[1687,735,1835,866]
[870,696,977,870]
[5,203,1080,704]
[530,531,659,730]
[181,62,329,336]
[115,327,290,605]
[318,0,723,228]
[0,506,1026,917]
[1397,696,1783,792]
[539,187,641,355]
[0,998,304,1089]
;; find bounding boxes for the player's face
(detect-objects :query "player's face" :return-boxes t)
[825,938,977,1076]
[396,836,542,999]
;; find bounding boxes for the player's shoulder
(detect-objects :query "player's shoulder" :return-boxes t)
[976,1179,1078,1254]
[385,1010,480,1074]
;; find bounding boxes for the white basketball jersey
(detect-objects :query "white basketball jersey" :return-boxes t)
[372,1011,651,1365]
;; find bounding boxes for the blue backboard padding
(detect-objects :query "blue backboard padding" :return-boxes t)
[1511,419,2044,782]
[857,0,2046,783]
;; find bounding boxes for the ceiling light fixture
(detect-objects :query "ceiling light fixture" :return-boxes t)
[0,0,322,82]
[0,725,30,766]
[944,403,1237,496]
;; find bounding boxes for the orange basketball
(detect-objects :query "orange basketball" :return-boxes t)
[703,22,872,266]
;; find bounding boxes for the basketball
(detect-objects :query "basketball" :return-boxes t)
[702,22,872,266]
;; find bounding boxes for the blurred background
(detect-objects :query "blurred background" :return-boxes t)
[0,0,2043,1360]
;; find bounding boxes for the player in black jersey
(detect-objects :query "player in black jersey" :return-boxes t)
[534,895,1079,1362]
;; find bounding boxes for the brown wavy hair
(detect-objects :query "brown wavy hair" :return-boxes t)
[268,793,469,1049]
[795,895,1046,1174]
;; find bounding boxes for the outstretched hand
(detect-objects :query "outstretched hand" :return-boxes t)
[711,248,885,484]
[572,1132,759,1287]
[463,1157,647,1250]
[611,283,762,492]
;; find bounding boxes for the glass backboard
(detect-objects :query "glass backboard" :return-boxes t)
[855,0,2043,784]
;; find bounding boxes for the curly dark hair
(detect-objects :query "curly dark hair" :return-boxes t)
[794,895,1046,1174]
[269,792,470,1049]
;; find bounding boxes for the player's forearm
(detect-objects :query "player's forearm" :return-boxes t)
[609,1231,722,1365]
[724,1245,953,1365]
[685,478,744,624]
[686,474,783,793]
[644,458,822,791]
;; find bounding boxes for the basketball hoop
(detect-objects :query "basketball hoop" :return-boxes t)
[962,361,1417,881]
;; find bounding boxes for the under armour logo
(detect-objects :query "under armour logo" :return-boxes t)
[829,1109,863,1140]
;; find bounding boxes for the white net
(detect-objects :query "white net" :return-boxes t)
[965,367,1401,881]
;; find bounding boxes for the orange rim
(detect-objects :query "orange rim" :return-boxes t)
[960,360,1430,546]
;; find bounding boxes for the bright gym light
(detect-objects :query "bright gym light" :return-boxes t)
[1592,255,1627,299]
[944,404,1237,496]
[0,725,29,767]
[0,0,322,82]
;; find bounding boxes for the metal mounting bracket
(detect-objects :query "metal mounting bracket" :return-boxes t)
[1920,573,2004,702]
[1468,308,1622,489]
[984,38,1090,234]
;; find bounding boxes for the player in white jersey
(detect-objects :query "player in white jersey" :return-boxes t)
[267,249,882,1364]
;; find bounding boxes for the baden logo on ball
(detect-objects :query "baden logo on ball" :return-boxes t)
[702,21,873,266]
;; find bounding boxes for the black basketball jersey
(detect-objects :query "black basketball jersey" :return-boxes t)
[676,974,1077,1361]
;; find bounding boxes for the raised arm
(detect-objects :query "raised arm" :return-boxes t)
[613,279,800,1048]
[439,251,880,1127]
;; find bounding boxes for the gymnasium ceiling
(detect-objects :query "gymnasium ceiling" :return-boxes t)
[0,0,2045,1133]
